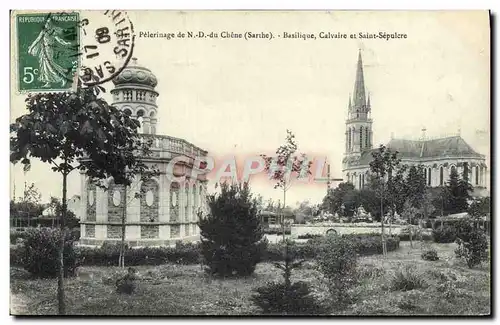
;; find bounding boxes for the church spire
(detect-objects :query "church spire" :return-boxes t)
[353,50,367,110]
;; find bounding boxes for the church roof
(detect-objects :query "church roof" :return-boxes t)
[387,136,483,159]
[346,135,484,167]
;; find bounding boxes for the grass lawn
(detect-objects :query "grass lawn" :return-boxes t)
[10,241,490,316]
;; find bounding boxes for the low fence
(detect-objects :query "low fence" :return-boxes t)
[291,223,405,238]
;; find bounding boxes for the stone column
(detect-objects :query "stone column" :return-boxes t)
[80,173,87,222]
[126,177,141,240]
[179,182,185,236]
[159,173,171,241]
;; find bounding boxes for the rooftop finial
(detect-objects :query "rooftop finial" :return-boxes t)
[132,57,138,65]
[421,127,427,141]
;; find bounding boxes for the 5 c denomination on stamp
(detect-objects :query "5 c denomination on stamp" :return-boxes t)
[16,12,80,92]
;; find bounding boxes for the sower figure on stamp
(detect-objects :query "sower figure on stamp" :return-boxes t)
[27,17,72,88]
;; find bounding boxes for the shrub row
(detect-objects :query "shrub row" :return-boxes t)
[263,234,400,261]
[10,228,80,244]
[77,241,201,266]
[297,233,322,240]
[10,232,400,275]
[397,233,433,242]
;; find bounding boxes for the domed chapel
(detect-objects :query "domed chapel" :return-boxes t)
[79,58,209,247]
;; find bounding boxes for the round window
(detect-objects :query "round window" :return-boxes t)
[112,190,121,206]
[146,190,154,207]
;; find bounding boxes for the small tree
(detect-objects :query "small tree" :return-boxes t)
[261,130,312,242]
[401,200,419,248]
[369,145,402,256]
[199,182,264,276]
[252,239,325,315]
[10,86,148,314]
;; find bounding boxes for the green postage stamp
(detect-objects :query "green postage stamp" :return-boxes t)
[15,12,80,92]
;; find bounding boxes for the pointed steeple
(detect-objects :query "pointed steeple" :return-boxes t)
[348,94,352,109]
[366,93,371,111]
[353,50,366,110]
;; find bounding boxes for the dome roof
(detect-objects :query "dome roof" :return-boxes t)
[112,57,158,89]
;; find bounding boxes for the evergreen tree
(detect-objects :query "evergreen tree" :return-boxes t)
[443,166,472,215]
[405,165,427,209]
[199,182,265,277]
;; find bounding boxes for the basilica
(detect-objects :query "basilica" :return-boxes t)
[342,52,488,196]
[79,58,209,247]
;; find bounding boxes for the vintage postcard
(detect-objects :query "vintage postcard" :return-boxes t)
[9,10,491,316]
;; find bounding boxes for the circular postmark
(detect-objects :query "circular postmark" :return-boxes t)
[77,10,135,86]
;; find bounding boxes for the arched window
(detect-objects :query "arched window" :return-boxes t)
[440,166,444,186]
[475,166,479,185]
[352,127,356,149]
[451,165,457,175]
[360,126,364,150]
[365,128,369,148]
[427,168,432,186]
[136,110,145,133]
[170,182,180,222]
[192,184,197,221]
[185,185,190,222]
[359,175,362,189]
[348,128,352,150]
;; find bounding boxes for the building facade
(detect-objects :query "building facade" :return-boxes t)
[79,58,209,247]
[342,52,488,196]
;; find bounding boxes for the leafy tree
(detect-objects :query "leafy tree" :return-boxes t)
[10,182,44,227]
[468,197,490,219]
[48,196,79,229]
[369,145,402,256]
[10,86,149,315]
[358,187,382,221]
[321,182,355,216]
[199,182,265,276]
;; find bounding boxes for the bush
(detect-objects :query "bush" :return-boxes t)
[252,281,325,315]
[398,232,433,242]
[297,233,322,240]
[10,230,28,244]
[455,230,489,268]
[391,266,426,291]
[421,248,439,261]
[20,228,79,278]
[317,235,358,308]
[432,226,457,243]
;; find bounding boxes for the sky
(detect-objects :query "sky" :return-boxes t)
[10,10,490,207]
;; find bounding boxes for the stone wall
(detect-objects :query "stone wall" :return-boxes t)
[140,179,159,222]
[141,225,159,238]
[107,183,125,223]
[107,225,122,239]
